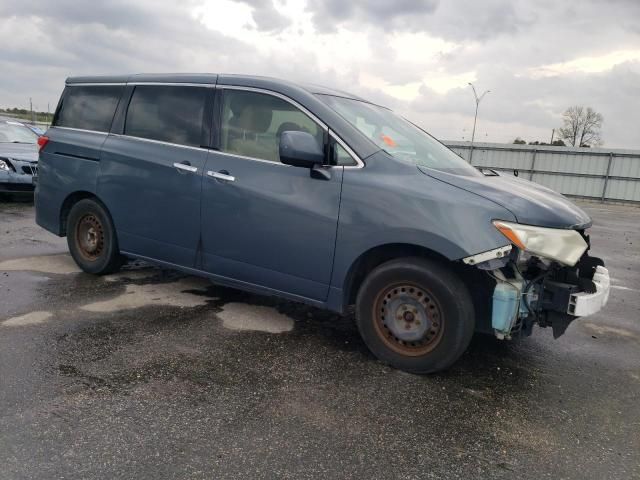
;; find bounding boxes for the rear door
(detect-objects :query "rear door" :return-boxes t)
[98,84,213,267]
[36,85,124,233]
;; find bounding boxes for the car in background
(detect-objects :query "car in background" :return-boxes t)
[0,120,40,196]
[25,124,46,136]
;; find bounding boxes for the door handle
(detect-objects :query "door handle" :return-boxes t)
[173,162,198,173]
[207,170,235,182]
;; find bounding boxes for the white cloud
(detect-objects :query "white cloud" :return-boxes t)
[192,0,256,37]
[424,71,477,95]
[0,0,639,148]
[529,49,640,78]
[387,32,459,63]
[194,0,372,71]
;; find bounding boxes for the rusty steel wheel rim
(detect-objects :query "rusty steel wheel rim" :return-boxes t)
[75,214,105,261]
[373,283,445,357]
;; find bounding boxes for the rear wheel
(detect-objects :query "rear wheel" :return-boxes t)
[66,198,123,275]
[356,257,474,374]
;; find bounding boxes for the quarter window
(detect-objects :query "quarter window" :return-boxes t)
[124,86,208,147]
[220,90,324,163]
[332,142,357,166]
[54,86,123,132]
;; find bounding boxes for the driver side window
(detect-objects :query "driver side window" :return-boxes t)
[220,90,324,163]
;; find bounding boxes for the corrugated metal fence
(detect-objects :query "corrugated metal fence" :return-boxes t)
[444,141,640,203]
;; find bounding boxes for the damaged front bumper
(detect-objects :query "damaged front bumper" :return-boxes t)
[464,242,610,340]
[568,266,611,316]
[534,259,610,338]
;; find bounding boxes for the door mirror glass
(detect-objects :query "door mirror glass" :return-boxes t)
[279,131,325,167]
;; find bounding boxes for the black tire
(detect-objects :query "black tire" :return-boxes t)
[66,198,123,275]
[356,257,474,374]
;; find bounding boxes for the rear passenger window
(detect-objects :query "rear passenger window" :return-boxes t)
[124,86,207,147]
[54,86,123,132]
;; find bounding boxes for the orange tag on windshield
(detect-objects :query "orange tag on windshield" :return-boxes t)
[381,134,397,147]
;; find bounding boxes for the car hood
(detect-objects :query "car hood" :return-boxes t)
[419,167,592,229]
[0,143,38,163]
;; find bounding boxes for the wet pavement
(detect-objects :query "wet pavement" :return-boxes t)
[1,200,639,479]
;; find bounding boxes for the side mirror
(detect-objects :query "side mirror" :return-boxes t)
[279,131,324,168]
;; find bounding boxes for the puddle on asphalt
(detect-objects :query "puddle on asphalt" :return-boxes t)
[0,254,80,274]
[0,254,160,281]
[217,303,294,333]
[2,310,53,327]
[80,278,215,312]
[102,269,159,283]
[1,253,295,336]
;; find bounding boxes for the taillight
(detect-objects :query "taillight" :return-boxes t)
[37,135,49,152]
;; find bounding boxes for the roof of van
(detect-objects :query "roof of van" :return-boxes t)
[64,73,365,101]
[63,73,385,160]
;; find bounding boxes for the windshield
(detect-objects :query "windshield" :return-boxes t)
[0,121,39,144]
[319,95,481,177]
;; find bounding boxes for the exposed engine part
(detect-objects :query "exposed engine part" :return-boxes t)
[484,249,608,341]
[489,269,530,339]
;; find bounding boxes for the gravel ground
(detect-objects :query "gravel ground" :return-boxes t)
[0,199,638,479]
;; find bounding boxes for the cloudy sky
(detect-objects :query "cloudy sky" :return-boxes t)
[1,0,639,148]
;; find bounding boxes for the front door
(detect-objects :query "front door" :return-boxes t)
[200,88,342,301]
[99,84,212,267]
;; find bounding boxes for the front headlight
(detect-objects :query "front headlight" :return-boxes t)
[493,220,588,266]
[0,158,14,172]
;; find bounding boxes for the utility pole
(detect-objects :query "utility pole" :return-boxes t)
[468,83,490,163]
[30,97,34,125]
[550,128,555,145]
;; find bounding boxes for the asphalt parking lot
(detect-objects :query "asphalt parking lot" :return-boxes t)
[0,199,638,479]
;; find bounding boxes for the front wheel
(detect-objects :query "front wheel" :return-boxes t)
[356,257,475,374]
[66,198,123,275]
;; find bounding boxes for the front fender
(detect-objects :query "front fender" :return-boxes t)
[330,153,516,291]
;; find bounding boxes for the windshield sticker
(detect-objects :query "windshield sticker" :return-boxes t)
[381,134,397,147]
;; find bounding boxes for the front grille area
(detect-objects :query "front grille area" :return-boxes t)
[21,165,38,176]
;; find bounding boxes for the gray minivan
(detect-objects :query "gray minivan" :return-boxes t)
[35,74,610,373]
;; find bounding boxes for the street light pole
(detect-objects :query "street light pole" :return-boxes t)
[468,82,490,163]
